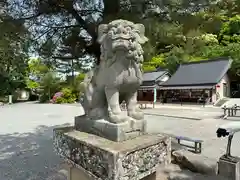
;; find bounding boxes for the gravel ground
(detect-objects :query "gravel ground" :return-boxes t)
[0,102,239,179]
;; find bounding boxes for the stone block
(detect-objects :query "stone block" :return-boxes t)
[65,163,92,180]
[75,115,147,142]
[65,164,157,180]
[53,126,171,180]
[218,155,240,180]
[172,149,218,175]
[158,164,228,180]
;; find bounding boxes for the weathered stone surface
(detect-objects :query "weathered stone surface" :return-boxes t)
[171,140,188,153]
[157,164,228,180]
[53,126,171,180]
[81,19,148,124]
[218,155,240,180]
[75,115,146,142]
[172,149,218,175]
[53,20,171,180]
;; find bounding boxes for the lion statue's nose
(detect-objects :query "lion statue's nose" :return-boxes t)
[116,26,127,34]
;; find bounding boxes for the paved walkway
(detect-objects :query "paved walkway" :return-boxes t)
[0,103,79,180]
[152,103,218,110]
[0,102,239,179]
[144,107,222,120]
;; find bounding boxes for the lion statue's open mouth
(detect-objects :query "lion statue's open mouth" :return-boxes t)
[112,38,130,51]
[82,19,148,124]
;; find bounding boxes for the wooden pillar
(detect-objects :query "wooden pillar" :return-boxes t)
[153,88,157,108]
[180,90,183,106]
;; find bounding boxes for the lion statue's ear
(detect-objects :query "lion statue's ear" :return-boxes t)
[97,24,108,44]
[135,23,148,44]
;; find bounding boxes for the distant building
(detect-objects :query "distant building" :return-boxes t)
[137,70,171,102]
[160,57,232,104]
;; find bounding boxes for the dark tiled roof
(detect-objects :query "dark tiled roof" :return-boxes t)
[161,57,232,87]
[143,71,168,82]
[142,81,155,86]
[139,84,163,90]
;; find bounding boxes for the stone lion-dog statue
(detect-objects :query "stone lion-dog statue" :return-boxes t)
[82,19,148,124]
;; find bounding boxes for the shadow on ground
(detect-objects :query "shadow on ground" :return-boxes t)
[0,124,69,180]
[0,122,222,180]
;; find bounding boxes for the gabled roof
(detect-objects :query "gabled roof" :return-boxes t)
[161,57,232,87]
[143,70,169,82]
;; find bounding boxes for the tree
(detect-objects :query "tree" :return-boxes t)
[39,72,62,102]
[0,8,29,96]
[4,0,219,67]
[25,58,51,93]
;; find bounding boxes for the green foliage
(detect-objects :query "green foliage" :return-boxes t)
[27,58,50,80]
[26,79,40,90]
[5,0,240,79]
[55,88,77,104]
[39,72,62,103]
[142,55,165,72]
[39,94,50,103]
[144,12,240,76]
[29,58,49,72]
[219,15,240,44]
[142,65,156,72]
[75,73,85,82]
[0,13,29,96]
[25,58,50,99]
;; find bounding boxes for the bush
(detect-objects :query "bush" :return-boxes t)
[55,97,67,104]
[38,72,62,103]
[51,92,63,103]
[39,94,50,103]
[52,88,77,104]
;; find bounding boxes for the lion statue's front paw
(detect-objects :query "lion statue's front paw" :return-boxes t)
[108,112,127,124]
[128,110,144,120]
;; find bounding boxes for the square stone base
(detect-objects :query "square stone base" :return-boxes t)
[53,126,171,180]
[64,163,157,180]
[218,155,240,180]
[75,115,146,142]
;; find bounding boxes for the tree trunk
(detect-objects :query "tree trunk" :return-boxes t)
[48,88,51,100]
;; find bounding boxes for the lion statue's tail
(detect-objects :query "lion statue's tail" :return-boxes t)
[80,69,95,115]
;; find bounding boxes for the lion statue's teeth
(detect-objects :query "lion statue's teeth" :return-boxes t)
[81,19,148,124]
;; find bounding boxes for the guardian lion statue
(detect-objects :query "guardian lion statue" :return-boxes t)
[82,19,148,124]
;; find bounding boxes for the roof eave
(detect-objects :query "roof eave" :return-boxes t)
[215,57,232,84]
[143,70,169,82]
[161,83,217,87]
[155,71,170,82]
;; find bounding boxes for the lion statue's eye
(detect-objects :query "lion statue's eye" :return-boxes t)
[122,29,127,34]
[125,27,131,32]
[112,27,117,33]
[108,30,113,37]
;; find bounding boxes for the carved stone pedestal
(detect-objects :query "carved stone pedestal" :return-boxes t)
[64,163,157,180]
[75,115,146,142]
[53,126,171,180]
[218,155,240,180]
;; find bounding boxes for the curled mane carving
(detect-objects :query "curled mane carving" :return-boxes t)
[97,20,148,67]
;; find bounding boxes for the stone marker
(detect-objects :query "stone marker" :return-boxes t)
[53,19,171,180]
[217,124,240,180]
[218,155,240,180]
[158,164,228,180]
[172,149,218,175]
